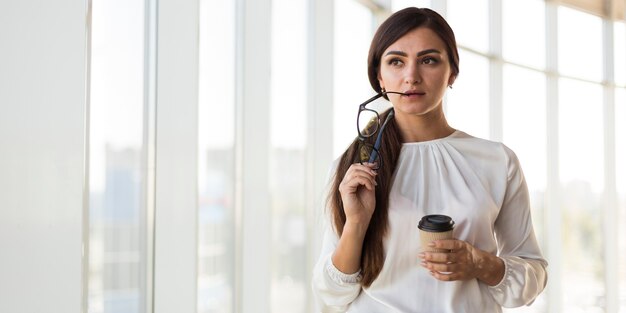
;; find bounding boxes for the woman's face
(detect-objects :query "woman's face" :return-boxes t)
[378,26,456,118]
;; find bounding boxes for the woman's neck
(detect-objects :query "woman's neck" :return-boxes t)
[394,107,455,143]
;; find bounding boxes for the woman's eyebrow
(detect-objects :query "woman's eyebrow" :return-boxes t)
[384,48,441,57]
[384,50,408,57]
[416,49,441,57]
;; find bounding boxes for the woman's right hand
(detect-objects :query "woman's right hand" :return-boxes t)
[338,163,378,225]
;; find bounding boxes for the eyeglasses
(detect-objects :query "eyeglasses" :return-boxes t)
[356,92,400,170]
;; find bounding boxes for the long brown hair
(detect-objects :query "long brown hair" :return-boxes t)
[327,7,460,287]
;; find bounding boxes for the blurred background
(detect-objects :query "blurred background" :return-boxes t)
[1,0,625,312]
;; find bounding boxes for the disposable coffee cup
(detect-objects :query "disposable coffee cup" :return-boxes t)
[418,214,454,253]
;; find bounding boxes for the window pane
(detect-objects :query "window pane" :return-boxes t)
[616,88,626,312]
[333,0,374,157]
[559,78,605,312]
[501,65,548,313]
[615,22,626,86]
[89,0,146,312]
[392,0,430,11]
[447,0,488,53]
[197,0,236,312]
[445,50,489,139]
[502,0,545,68]
[502,65,547,232]
[558,6,603,82]
[270,0,308,312]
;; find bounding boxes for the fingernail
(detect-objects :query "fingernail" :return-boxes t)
[417,253,425,259]
[428,242,436,247]
[420,261,428,267]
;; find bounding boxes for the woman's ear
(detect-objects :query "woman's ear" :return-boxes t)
[447,74,457,88]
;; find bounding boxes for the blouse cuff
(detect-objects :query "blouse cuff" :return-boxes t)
[486,256,547,308]
[325,257,361,285]
[488,256,511,291]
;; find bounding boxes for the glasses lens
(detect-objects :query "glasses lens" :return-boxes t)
[358,143,382,170]
[358,109,379,137]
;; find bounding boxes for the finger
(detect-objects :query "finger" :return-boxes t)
[432,239,464,251]
[430,270,463,282]
[421,251,454,263]
[423,261,460,273]
[345,170,377,187]
[341,176,376,191]
[349,163,378,176]
[362,162,379,170]
[344,167,377,185]
[342,169,378,190]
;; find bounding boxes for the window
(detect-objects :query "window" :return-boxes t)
[88,0,148,312]
[559,78,605,312]
[85,2,626,313]
[392,0,430,11]
[501,64,548,313]
[615,21,626,87]
[558,6,603,82]
[445,50,489,139]
[502,0,545,69]
[502,64,547,241]
[333,0,374,157]
[447,0,488,53]
[197,0,236,312]
[616,88,626,312]
[270,0,308,311]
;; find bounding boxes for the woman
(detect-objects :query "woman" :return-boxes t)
[312,7,547,312]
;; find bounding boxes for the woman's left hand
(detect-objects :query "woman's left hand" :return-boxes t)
[418,239,505,286]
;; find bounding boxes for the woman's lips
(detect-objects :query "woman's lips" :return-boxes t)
[402,91,426,97]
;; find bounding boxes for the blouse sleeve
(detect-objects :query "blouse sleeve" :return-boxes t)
[311,161,363,312]
[487,146,548,308]
[311,225,362,312]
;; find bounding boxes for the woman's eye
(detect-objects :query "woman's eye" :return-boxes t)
[421,57,438,65]
[388,59,403,67]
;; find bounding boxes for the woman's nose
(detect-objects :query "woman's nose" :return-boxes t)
[404,65,422,84]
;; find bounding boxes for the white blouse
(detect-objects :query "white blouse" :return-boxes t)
[312,131,548,313]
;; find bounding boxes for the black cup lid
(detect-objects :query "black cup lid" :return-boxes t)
[418,214,454,232]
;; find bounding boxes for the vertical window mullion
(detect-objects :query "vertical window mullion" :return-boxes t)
[153,0,199,310]
[545,2,562,312]
[236,0,272,311]
[489,0,503,141]
[142,0,157,311]
[306,0,334,312]
[602,17,619,313]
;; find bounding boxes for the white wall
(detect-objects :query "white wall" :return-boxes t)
[0,1,87,313]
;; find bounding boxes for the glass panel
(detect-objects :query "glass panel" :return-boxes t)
[392,0,430,12]
[270,0,308,312]
[559,78,605,312]
[89,0,146,312]
[616,88,626,312]
[333,0,374,157]
[445,50,489,139]
[558,6,603,82]
[447,0,488,53]
[502,0,545,69]
[197,0,236,312]
[501,65,547,313]
[502,65,547,237]
[615,22,626,86]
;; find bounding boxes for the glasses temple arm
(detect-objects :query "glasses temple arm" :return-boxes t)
[368,109,394,163]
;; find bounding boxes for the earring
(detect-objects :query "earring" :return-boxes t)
[381,87,386,94]
[448,85,453,89]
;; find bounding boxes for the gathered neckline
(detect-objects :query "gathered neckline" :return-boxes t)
[401,130,463,146]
